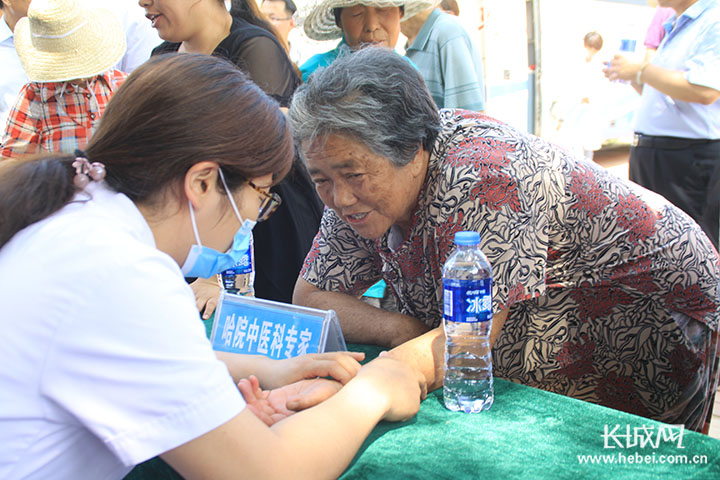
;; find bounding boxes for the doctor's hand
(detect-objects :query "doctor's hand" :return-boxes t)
[262,351,365,389]
[189,277,222,319]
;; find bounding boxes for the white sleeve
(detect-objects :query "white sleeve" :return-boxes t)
[39,248,245,466]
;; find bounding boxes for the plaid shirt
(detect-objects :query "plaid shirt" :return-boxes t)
[0,69,127,159]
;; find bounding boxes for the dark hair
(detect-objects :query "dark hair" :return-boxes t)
[263,0,297,15]
[289,46,440,167]
[440,0,459,15]
[584,31,603,51]
[229,0,290,53]
[0,54,293,249]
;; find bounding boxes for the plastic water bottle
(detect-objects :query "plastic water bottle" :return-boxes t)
[442,231,494,413]
[220,234,255,296]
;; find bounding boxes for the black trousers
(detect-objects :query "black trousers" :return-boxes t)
[629,136,720,249]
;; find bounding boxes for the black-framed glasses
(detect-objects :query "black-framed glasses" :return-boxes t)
[248,180,282,222]
[268,15,293,21]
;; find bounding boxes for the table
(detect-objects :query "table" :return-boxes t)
[125,341,720,479]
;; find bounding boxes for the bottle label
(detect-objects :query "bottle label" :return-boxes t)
[443,278,493,323]
[221,242,253,291]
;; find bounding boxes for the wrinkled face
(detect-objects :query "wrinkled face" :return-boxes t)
[339,5,402,49]
[303,134,425,239]
[138,0,204,43]
[261,0,294,42]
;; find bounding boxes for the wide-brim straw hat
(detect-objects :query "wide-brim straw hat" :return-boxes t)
[14,0,126,82]
[301,0,435,41]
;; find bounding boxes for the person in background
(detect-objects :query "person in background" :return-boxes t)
[644,0,675,61]
[1,0,127,159]
[439,0,459,16]
[551,31,610,161]
[604,0,720,249]
[289,47,720,433]
[0,52,424,479]
[0,0,29,129]
[145,0,323,309]
[147,0,298,106]
[298,0,433,82]
[95,0,162,72]
[1,0,159,131]
[261,0,302,65]
[400,4,485,111]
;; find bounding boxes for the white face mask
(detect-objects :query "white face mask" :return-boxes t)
[180,168,256,278]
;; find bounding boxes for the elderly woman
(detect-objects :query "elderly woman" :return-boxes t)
[298,0,432,81]
[289,47,720,433]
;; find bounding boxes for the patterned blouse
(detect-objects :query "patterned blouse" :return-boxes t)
[0,69,127,159]
[302,109,720,432]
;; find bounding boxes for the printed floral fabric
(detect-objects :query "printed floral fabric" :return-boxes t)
[301,110,720,431]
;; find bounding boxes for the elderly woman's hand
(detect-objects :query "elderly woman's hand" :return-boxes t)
[238,375,343,426]
[190,276,222,319]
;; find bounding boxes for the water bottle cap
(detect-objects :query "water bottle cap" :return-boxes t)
[454,231,481,245]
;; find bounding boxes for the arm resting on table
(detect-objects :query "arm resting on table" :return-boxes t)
[293,277,430,348]
[387,308,509,392]
[161,357,424,480]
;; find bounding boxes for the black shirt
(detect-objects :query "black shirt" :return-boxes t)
[152,17,299,107]
[153,17,322,304]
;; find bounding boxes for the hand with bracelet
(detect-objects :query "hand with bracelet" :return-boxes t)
[603,54,649,86]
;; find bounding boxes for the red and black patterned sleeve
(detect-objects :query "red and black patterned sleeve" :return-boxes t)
[301,208,383,297]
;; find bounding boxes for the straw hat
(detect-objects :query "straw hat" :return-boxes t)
[14,0,126,82]
[301,0,435,41]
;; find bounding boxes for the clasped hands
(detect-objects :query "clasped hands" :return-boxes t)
[236,351,363,426]
[236,350,428,426]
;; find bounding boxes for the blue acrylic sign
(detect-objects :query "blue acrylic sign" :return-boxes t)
[210,292,346,358]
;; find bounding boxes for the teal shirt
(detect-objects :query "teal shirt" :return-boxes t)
[300,39,352,82]
[300,39,419,83]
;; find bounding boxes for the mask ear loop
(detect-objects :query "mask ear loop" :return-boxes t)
[187,200,203,247]
[217,168,245,222]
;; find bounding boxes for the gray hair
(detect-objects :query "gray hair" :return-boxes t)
[289,47,440,167]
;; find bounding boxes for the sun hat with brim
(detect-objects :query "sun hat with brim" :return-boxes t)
[301,0,435,41]
[14,0,126,83]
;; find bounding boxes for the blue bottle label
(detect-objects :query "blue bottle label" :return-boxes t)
[443,278,493,323]
[221,244,253,290]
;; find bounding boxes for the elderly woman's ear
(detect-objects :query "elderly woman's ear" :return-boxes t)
[408,145,429,177]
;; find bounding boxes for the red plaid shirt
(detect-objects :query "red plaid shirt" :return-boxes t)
[0,69,127,159]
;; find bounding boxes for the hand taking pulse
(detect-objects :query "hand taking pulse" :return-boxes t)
[239,356,427,426]
[218,350,366,390]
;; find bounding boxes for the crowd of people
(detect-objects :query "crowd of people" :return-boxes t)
[0,0,718,478]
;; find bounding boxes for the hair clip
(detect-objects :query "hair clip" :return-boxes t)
[72,156,106,189]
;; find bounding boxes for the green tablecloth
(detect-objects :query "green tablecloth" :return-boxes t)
[125,328,720,479]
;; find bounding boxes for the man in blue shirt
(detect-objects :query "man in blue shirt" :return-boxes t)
[605,0,720,248]
[400,5,485,111]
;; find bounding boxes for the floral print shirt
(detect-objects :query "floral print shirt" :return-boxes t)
[302,109,720,431]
